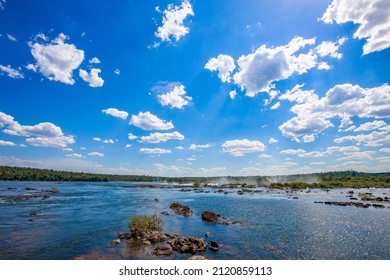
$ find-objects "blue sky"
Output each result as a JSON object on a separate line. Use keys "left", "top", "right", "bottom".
{"left": 0, "top": 0, "right": 390, "bottom": 177}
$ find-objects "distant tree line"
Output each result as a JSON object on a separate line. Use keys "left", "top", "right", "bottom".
{"left": 0, "top": 166, "right": 389, "bottom": 187}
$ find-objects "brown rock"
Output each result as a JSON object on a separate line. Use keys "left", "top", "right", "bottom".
{"left": 202, "top": 211, "right": 219, "bottom": 223}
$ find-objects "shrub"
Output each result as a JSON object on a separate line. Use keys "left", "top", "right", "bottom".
{"left": 128, "top": 213, "right": 163, "bottom": 233}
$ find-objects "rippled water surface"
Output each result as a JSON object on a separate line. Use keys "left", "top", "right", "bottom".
{"left": 1, "top": 181, "right": 389, "bottom": 260}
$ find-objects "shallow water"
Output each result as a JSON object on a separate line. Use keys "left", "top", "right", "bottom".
{"left": 0, "top": 181, "right": 389, "bottom": 260}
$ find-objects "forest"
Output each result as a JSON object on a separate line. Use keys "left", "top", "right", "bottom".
{"left": 1, "top": 165, "right": 390, "bottom": 188}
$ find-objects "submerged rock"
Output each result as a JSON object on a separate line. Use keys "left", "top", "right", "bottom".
{"left": 111, "top": 239, "right": 121, "bottom": 245}
{"left": 154, "top": 244, "right": 173, "bottom": 256}
{"left": 168, "top": 236, "right": 207, "bottom": 254}
{"left": 188, "top": 255, "right": 207, "bottom": 260}
{"left": 160, "top": 211, "right": 169, "bottom": 216}
{"left": 209, "top": 241, "right": 221, "bottom": 252}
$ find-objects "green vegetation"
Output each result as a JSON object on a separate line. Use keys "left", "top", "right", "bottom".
{"left": 0, "top": 166, "right": 390, "bottom": 188}
{"left": 128, "top": 214, "right": 163, "bottom": 233}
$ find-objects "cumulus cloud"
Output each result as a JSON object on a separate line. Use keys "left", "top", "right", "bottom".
{"left": 140, "top": 131, "right": 184, "bottom": 143}
{"left": 334, "top": 131, "right": 390, "bottom": 147}
{"left": 315, "top": 37, "right": 347, "bottom": 59}
{"left": 154, "top": 0, "right": 194, "bottom": 45}
{"left": 204, "top": 54, "right": 236, "bottom": 82}
{"left": 0, "top": 64, "right": 24, "bottom": 79}
{"left": 93, "top": 137, "right": 114, "bottom": 144}
{"left": 259, "top": 154, "right": 272, "bottom": 158}
{"left": 129, "top": 111, "right": 174, "bottom": 130}
{"left": 29, "top": 33, "right": 85, "bottom": 85}
{"left": 139, "top": 148, "right": 172, "bottom": 154}
{"left": 229, "top": 90, "right": 237, "bottom": 100}
{"left": 114, "top": 69, "right": 120, "bottom": 75}
{"left": 278, "top": 83, "right": 390, "bottom": 142}
{"left": 0, "top": 111, "right": 75, "bottom": 148}
{"left": 189, "top": 144, "right": 211, "bottom": 150}
{"left": 206, "top": 37, "right": 348, "bottom": 97}
{"left": 157, "top": 84, "right": 192, "bottom": 109}
{"left": 353, "top": 120, "right": 388, "bottom": 132}
{"left": 102, "top": 108, "right": 128, "bottom": 120}
{"left": 128, "top": 133, "right": 138, "bottom": 140}
{"left": 321, "top": 0, "right": 390, "bottom": 54}
{"left": 270, "top": 102, "right": 280, "bottom": 110}
{"left": 233, "top": 36, "right": 317, "bottom": 96}
{"left": 88, "top": 152, "right": 104, "bottom": 157}
{"left": 222, "top": 139, "right": 265, "bottom": 156}
{"left": 0, "top": 139, "right": 16, "bottom": 146}
{"left": 281, "top": 146, "right": 361, "bottom": 158}
{"left": 89, "top": 57, "right": 101, "bottom": 64}
{"left": 268, "top": 138, "right": 278, "bottom": 144}
{"left": 79, "top": 68, "right": 104, "bottom": 87}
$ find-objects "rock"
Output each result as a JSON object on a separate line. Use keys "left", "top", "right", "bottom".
{"left": 112, "top": 239, "right": 121, "bottom": 245}
{"left": 231, "top": 221, "right": 243, "bottom": 225}
{"left": 209, "top": 241, "right": 221, "bottom": 252}
{"left": 117, "top": 232, "right": 131, "bottom": 239}
{"left": 218, "top": 220, "right": 229, "bottom": 225}
{"left": 188, "top": 255, "right": 207, "bottom": 260}
{"left": 142, "top": 240, "right": 152, "bottom": 245}
{"left": 154, "top": 244, "right": 173, "bottom": 256}
{"left": 169, "top": 202, "right": 193, "bottom": 217}
{"left": 154, "top": 198, "right": 159, "bottom": 202}
{"left": 292, "top": 197, "right": 298, "bottom": 199}
{"left": 372, "top": 204, "right": 385, "bottom": 208}
{"left": 205, "top": 232, "right": 212, "bottom": 237}
{"left": 169, "top": 236, "right": 207, "bottom": 254}
{"left": 160, "top": 211, "right": 169, "bottom": 216}
{"left": 375, "top": 197, "right": 384, "bottom": 202}
{"left": 202, "top": 211, "right": 219, "bottom": 223}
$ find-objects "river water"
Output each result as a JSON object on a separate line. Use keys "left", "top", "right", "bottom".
{"left": 0, "top": 181, "right": 389, "bottom": 260}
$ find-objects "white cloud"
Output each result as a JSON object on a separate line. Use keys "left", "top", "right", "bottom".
{"left": 268, "top": 137, "right": 278, "bottom": 144}
{"left": 334, "top": 131, "right": 390, "bottom": 147}
{"left": 233, "top": 36, "right": 316, "bottom": 96}
{"left": 128, "top": 133, "right": 138, "bottom": 140}
{"left": 26, "top": 64, "right": 37, "bottom": 72}
{"left": 125, "top": 144, "right": 132, "bottom": 148}
{"left": 354, "top": 120, "right": 388, "bottom": 132}
{"left": 175, "top": 146, "right": 184, "bottom": 150}
{"left": 270, "top": 102, "right": 280, "bottom": 110}
{"left": 88, "top": 152, "right": 104, "bottom": 157}
{"left": 102, "top": 108, "right": 128, "bottom": 120}
{"left": 93, "top": 137, "right": 114, "bottom": 144}
{"left": 336, "top": 151, "right": 376, "bottom": 161}
{"left": 280, "top": 149, "right": 306, "bottom": 155}
{"left": 279, "top": 83, "right": 390, "bottom": 142}
{"left": 189, "top": 144, "right": 211, "bottom": 150}
{"left": 129, "top": 111, "right": 174, "bottom": 130}
{"left": 66, "top": 153, "right": 85, "bottom": 158}
{"left": 79, "top": 68, "right": 104, "bottom": 87}
{"left": 0, "top": 139, "right": 16, "bottom": 146}
{"left": 379, "top": 148, "right": 390, "bottom": 153}
{"left": 114, "top": 69, "right": 120, "bottom": 75}
{"left": 0, "top": 0, "right": 6, "bottom": 10}
{"left": 229, "top": 90, "right": 237, "bottom": 100}
{"left": 29, "top": 33, "right": 85, "bottom": 85}
{"left": 321, "top": 0, "right": 390, "bottom": 54}
{"left": 140, "top": 131, "right": 184, "bottom": 143}
{"left": 259, "top": 154, "right": 272, "bottom": 158}
{"left": 0, "top": 111, "right": 75, "bottom": 148}
{"left": 154, "top": 0, "right": 194, "bottom": 44}
{"left": 317, "top": 62, "right": 332, "bottom": 70}
{"left": 222, "top": 139, "right": 265, "bottom": 156}
{"left": 139, "top": 148, "right": 172, "bottom": 154}
{"left": 303, "top": 134, "right": 316, "bottom": 142}
{"left": 7, "top": 34, "right": 17, "bottom": 41}
{"left": 157, "top": 84, "right": 192, "bottom": 109}
{"left": 0, "top": 65, "right": 24, "bottom": 79}
{"left": 204, "top": 54, "right": 236, "bottom": 82}
{"left": 89, "top": 57, "right": 101, "bottom": 64}
{"left": 314, "top": 38, "right": 347, "bottom": 59}
{"left": 281, "top": 146, "right": 360, "bottom": 158}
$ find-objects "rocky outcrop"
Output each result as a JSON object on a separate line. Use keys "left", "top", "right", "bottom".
{"left": 167, "top": 236, "right": 207, "bottom": 254}
{"left": 202, "top": 211, "right": 219, "bottom": 223}
{"left": 170, "top": 202, "right": 193, "bottom": 217}
{"left": 154, "top": 244, "right": 173, "bottom": 256}
{"left": 209, "top": 241, "right": 221, "bottom": 252}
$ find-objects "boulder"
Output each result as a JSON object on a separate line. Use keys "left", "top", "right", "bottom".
{"left": 160, "top": 211, "right": 169, "bottom": 216}
{"left": 154, "top": 244, "right": 173, "bottom": 256}
{"left": 188, "top": 255, "right": 207, "bottom": 260}
{"left": 112, "top": 239, "right": 121, "bottom": 245}
{"left": 169, "top": 202, "right": 193, "bottom": 217}
{"left": 202, "top": 211, "right": 219, "bottom": 223}
{"left": 209, "top": 241, "right": 221, "bottom": 252}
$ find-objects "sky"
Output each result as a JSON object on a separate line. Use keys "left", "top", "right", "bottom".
{"left": 0, "top": 0, "right": 390, "bottom": 177}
